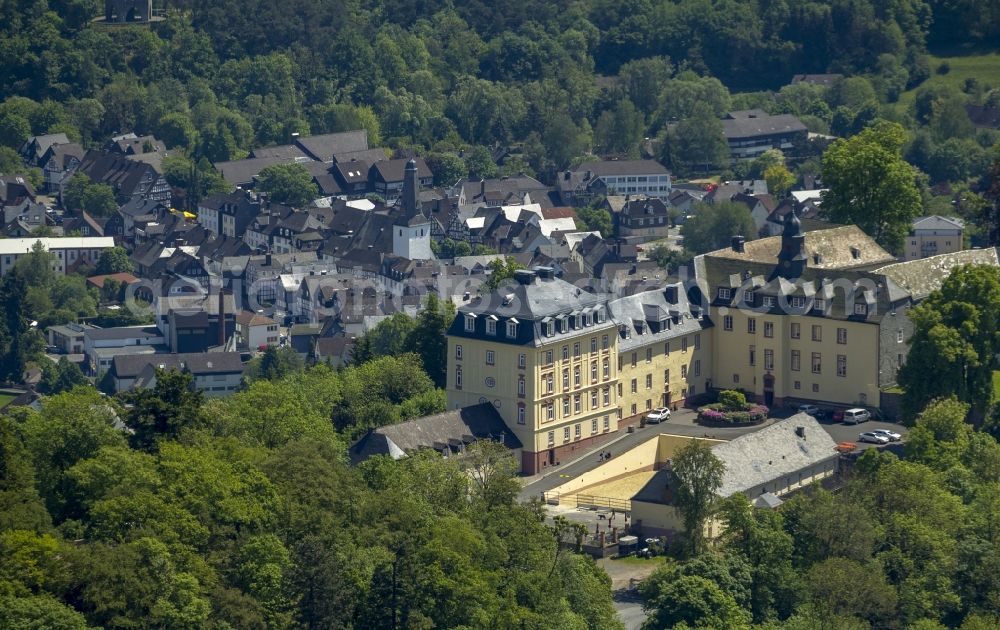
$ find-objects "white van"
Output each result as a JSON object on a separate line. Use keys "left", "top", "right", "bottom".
{"left": 843, "top": 408, "right": 871, "bottom": 424}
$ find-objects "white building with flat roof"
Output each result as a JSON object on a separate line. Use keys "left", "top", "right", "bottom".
{"left": 0, "top": 236, "right": 116, "bottom": 276}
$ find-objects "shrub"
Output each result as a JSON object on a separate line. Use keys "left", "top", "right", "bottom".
{"left": 728, "top": 411, "right": 751, "bottom": 423}
{"left": 718, "top": 390, "right": 747, "bottom": 411}
{"left": 697, "top": 401, "right": 769, "bottom": 424}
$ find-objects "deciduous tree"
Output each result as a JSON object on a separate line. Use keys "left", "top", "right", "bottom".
{"left": 256, "top": 163, "right": 317, "bottom": 206}
{"left": 672, "top": 439, "right": 725, "bottom": 555}
{"left": 820, "top": 121, "right": 922, "bottom": 253}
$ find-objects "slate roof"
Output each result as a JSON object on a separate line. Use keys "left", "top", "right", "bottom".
{"left": 40, "top": 142, "right": 84, "bottom": 170}
{"left": 348, "top": 402, "right": 521, "bottom": 464}
{"left": 333, "top": 160, "right": 370, "bottom": 185}
{"left": 85, "top": 326, "right": 163, "bottom": 342}
{"left": 22, "top": 133, "right": 70, "bottom": 162}
{"left": 722, "top": 112, "right": 807, "bottom": 140}
{"left": 712, "top": 415, "right": 838, "bottom": 497}
{"left": 119, "top": 197, "right": 167, "bottom": 219}
{"left": 332, "top": 148, "right": 389, "bottom": 164}
{"left": 371, "top": 157, "right": 432, "bottom": 183}
{"left": 704, "top": 225, "right": 895, "bottom": 270}
{"left": 294, "top": 130, "right": 369, "bottom": 162}
{"left": 112, "top": 351, "right": 244, "bottom": 378}
{"left": 449, "top": 268, "right": 614, "bottom": 347}
{"left": 633, "top": 415, "right": 838, "bottom": 505}
{"left": 214, "top": 156, "right": 292, "bottom": 188}
{"left": 911, "top": 215, "right": 964, "bottom": 232}
{"left": 249, "top": 144, "right": 309, "bottom": 160}
{"left": 607, "top": 283, "right": 710, "bottom": 352}
{"left": 572, "top": 159, "right": 670, "bottom": 177}
{"left": 875, "top": 248, "right": 1000, "bottom": 300}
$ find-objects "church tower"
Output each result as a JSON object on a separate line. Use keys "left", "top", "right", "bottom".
{"left": 392, "top": 159, "right": 433, "bottom": 260}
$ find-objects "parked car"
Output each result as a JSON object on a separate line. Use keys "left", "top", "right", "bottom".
{"left": 646, "top": 407, "right": 671, "bottom": 423}
{"left": 843, "top": 408, "right": 871, "bottom": 424}
{"left": 858, "top": 431, "right": 890, "bottom": 444}
{"left": 872, "top": 429, "right": 902, "bottom": 442}
{"left": 832, "top": 409, "right": 844, "bottom": 422}
{"left": 797, "top": 404, "right": 823, "bottom": 418}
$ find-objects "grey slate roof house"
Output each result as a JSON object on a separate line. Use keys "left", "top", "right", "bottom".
{"left": 109, "top": 352, "right": 245, "bottom": 396}
{"left": 349, "top": 402, "right": 523, "bottom": 465}
{"left": 722, "top": 110, "right": 808, "bottom": 160}
{"left": 557, "top": 160, "right": 672, "bottom": 205}
{"left": 78, "top": 150, "right": 170, "bottom": 205}
{"left": 631, "top": 415, "right": 840, "bottom": 536}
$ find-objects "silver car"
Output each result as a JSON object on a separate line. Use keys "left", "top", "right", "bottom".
{"left": 872, "top": 429, "right": 902, "bottom": 442}
{"left": 858, "top": 432, "right": 890, "bottom": 444}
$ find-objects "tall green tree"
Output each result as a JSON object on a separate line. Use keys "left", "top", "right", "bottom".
{"left": 672, "top": 439, "right": 725, "bottom": 555}
{"left": 256, "top": 163, "right": 318, "bottom": 206}
{"left": 660, "top": 104, "right": 730, "bottom": 174}
{"left": 405, "top": 293, "right": 454, "bottom": 388}
{"left": 37, "top": 358, "right": 89, "bottom": 395}
{"left": 820, "top": 121, "right": 922, "bottom": 253}
{"left": 898, "top": 265, "right": 1000, "bottom": 421}
{"left": 0, "top": 267, "right": 40, "bottom": 383}
{"left": 481, "top": 257, "right": 526, "bottom": 293}
{"left": 124, "top": 369, "right": 206, "bottom": 451}
{"left": 680, "top": 201, "right": 757, "bottom": 255}
{"left": 94, "top": 247, "right": 134, "bottom": 276}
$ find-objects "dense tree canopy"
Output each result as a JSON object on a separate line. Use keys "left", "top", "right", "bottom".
{"left": 820, "top": 121, "right": 923, "bottom": 254}
{"left": 680, "top": 201, "right": 758, "bottom": 255}
{"left": 898, "top": 264, "right": 1000, "bottom": 421}
{"left": 0, "top": 359, "right": 621, "bottom": 629}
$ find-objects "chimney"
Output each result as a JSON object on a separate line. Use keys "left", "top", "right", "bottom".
{"left": 795, "top": 426, "right": 806, "bottom": 439}
{"left": 731, "top": 236, "right": 745, "bottom": 252}
{"left": 664, "top": 285, "right": 678, "bottom": 304}
{"left": 535, "top": 266, "right": 555, "bottom": 280}
{"left": 218, "top": 288, "right": 226, "bottom": 347}
{"left": 513, "top": 269, "right": 537, "bottom": 285}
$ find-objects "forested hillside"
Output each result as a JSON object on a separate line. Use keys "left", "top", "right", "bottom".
{"left": 0, "top": 368, "right": 622, "bottom": 629}
{"left": 1, "top": 0, "right": 998, "bottom": 189}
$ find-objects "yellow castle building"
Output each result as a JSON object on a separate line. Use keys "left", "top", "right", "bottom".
{"left": 445, "top": 213, "right": 999, "bottom": 474}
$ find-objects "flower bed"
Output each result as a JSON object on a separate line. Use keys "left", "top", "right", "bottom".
{"left": 696, "top": 403, "right": 769, "bottom": 427}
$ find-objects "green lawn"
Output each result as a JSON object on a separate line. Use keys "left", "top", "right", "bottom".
{"left": 0, "top": 393, "right": 18, "bottom": 409}
{"left": 993, "top": 371, "right": 1000, "bottom": 398}
{"left": 610, "top": 555, "right": 669, "bottom": 567}
{"left": 896, "top": 51, "right": 1000, "bottom": 109}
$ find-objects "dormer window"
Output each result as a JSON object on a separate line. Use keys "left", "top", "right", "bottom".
{"left": 854, "top": 303, "right": 868, "bottom": 316}
{"left": 464, "top": 314, "right": 475, "bottom": 332}
{"left": 596, "top": 307, "right": 606, "bottom": 323}
{"left": 762, "top": 296, "right": 776, "bottom": 307}
{"left": 744, "top": 290, "right": 754, "bottom": 304}
{"left": 486, "top": 317, "right": 497, "bottom": 335}
{"left": 575, "top": 314, "right": 582, "bottom": 329}
{"left": 583, "top": 313, "right": 591, "bottom": 327}
{"left": 718, "top": 288, "right": 731, "bottom": 300}
{"left": 791, "top": 296, "right": 805, "bottom": 308}
{"left": 507, "top": 320, "right": 518, "bottom": 337}
{"left": 813, "top": 299, "right": 826, "bottom": 312}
